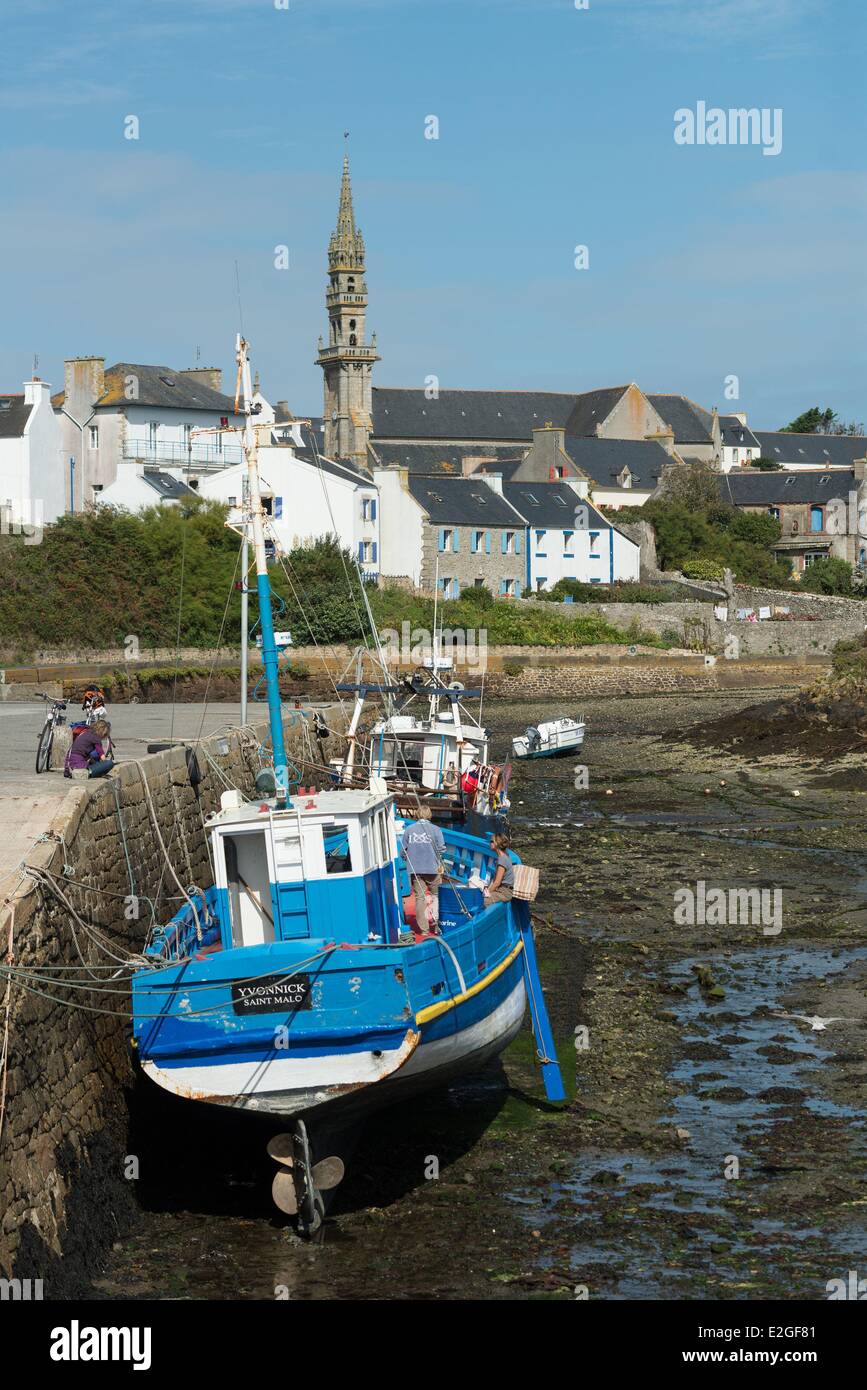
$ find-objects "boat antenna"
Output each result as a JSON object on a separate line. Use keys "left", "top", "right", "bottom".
{"left": 235, "top": 333, "right": 289, "bottom": 804}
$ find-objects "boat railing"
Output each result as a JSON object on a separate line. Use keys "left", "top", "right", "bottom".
{"left": 145, "top": 889, "right": 218, "bottom": 964}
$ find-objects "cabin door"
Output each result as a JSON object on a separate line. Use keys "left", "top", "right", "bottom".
{"left": 224, "top": 830, "right": 277, "bottom": 948}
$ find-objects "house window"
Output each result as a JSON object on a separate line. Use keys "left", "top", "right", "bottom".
{"left": 147, "top": 422, "right": 158, "bottom": 450}
{"left": 536, "top": 578, "right": 546, "bottom": 591}
{"left": 440, "top": 577, "right": 459, "bottom": 598}
{"left": 88, "top": 425, "right": 99, "bottom": 449}
{"left": 361, "top": 497, "right": 377, "bottom": 522}
{"left": 810, "top": 506, "right": 824, "bottom": 532}
{"left": 804, "top": 551, "right": 826, "bottom": 567}
{"left": 563, "top": 529, "right": 574, "bottom": 555}
{"left": 500, "top": 578, "right": 517, "bottom": 597}
{"left": 503, "top": 530, "right": 516, "bottom": 554}
{"left": 358, "top": 540, "right": 374, "bottom": 563}
{"left": 440, "top": 527, "right": 457, "bottom": 552}
{"left": 183, "top": 423, "right": 193, "bottom": 450}
{"left": 767, "top": 507, "right": 780, "bottom": 519}
{"left": 472, "top": 529, "right": 485, "bottom": 553}
{"left": 732, "top": 449, "right": 739, "bottom": 463}
{"left": 589, "top": 530, "right": 601, "bottom": 557}
{"left": 228, "top": 495, "right": 237, "bottom": 507}
{"left": 535, "top": 529, "right": 546, "bottom": 553}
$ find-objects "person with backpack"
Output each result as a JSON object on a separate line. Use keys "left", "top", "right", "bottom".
{"left": 400, "top": 805, "right": 445, "bottom": 936}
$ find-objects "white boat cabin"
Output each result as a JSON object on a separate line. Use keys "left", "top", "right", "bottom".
{"left": 207, "top": 787, "right": 403, "bottom": 947}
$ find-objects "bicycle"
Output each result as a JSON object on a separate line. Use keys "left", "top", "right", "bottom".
{"left": 35, "top": 693, "right": 68, "bottom": 774}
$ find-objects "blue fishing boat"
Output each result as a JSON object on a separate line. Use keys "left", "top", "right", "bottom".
{"left": 130, "top": 337, "right": 564, "bottom": 1233}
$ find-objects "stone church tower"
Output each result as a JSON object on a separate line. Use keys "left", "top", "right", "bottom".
{"left": 316, "top": 156, "right": 379, "bottom": 468}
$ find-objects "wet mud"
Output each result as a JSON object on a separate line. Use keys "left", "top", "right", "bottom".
{"left": 90, "top": 690, "right": 867, "bottom": 1301}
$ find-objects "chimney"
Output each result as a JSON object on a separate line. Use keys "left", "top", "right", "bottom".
{"left": 854, "top": 457, "right": 867, "bottom": 483}
{"left": 481, "top": 473, "right": 503, "bottom": 495}
{"left": 24, "top": 378, "right": 51, "bottom": 407}
{"left": 63, "top": 356, "right": 105, "bottom": 414}
{"left": 179, "top": 367, "right": 223, "bottom": 392}
{"left": 275, "top": 400, "right": 293, "bottom": 423}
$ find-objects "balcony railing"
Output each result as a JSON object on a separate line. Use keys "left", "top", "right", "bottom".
{"left": 123, "top": 439, "right": 243, "bottom": 469}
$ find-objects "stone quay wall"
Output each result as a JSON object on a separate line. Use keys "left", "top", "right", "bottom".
{"left": 0, "top": 706, "right": 345, "bottom": 1295}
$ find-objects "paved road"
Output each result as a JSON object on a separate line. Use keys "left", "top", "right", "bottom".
{"left": 0, "top": 702, "right": 246, "bottom": 885}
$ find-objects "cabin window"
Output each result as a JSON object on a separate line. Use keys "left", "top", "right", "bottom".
{"left": 376, "top": 809, "right": 391, "bottom": 864}
{"left": 323, "top": 824, "right": 353, "bottom": 875}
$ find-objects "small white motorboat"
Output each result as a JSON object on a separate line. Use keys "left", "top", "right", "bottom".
{"left": 512, "top": 716, "right": 586, "bottom": 760}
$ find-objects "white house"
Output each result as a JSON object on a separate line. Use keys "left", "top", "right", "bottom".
{"left": 97, "top": 464, "right": 197, "bottom": 511}
{"left": 198, "top": 426, "right": 380, "bottom": 577}
{"left": 0, "top": 377, "right": 65, "bottom": 528}
{"left": 502, "top": 480, "right": 640, "bottom": 589}
{"left": 718, "top": 414, "right": 761, "bottom": 472}
{"left": 53, "top": 358, "right": 243, "bottom": 510}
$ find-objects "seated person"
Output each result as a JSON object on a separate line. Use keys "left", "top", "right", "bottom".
{"left": 65, "top": 720, "right": 115, "bottom": 779}
{"left": 484, "top": 832, "right": 515, "bottom": 904}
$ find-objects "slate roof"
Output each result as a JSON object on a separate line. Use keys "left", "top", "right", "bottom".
{"left": 54, "top": 364, "right": 239, "bottom": 413}
{"left": 141, "top": 469, "right": 197, "bottom": 500}
{"left": 372, "top": 386, "right": 636, "bottom": 444}
{"left": 753, "top": 431, "right": 867, "bottom": 468}
{"left": 407, "top": 476, "right": 525, "bottom": 526}
{"left": 648, "top": 394, "right": 714, "bottom": 443}
{"left": 504, "top": 481, "right": 609, "bottom": 529}
{"left": 719, "top": 415, "right": 761, "bottom": 451}
{"left": 370, "top": 440, "right": 523, "bottom": 475}
{"left": 722, "top": 469, "right": 856, "bottom": 507}
{"left": 293, "top": 448, "right": 373, "bottom": 487}
{"left": 0, "top": 394, "right": 33, "bottom": 438}
{"left": 566, "top": 386, "right": 631, "bottom": 436}
{"left": 561, "top": 436, "right": 671, "bottom": 491}
{"left": 373, "top": 388, "right": 578, "bottom": 441}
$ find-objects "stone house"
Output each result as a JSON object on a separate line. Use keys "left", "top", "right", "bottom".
{"left": 723, "top": 463, "right": 867, "bottom": 575}
{"left": 373, "top": 468, "right": 526, "bottom": 595}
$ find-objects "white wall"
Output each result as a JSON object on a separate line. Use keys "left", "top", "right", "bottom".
{"left": 0, "top": 380, "right": 65, "bottom": 526}
{"left": 97, "top": 464, "right": 183, "bottom": 511}
{"left": 527, "top": 522, "right": 640, "bottom": 589}
{"left": 373, "top": 468, "right": 423, "bottom": 584}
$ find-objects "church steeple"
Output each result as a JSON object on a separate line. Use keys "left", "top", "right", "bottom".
{"left": 316, "top": 153, "right": 379, "bottom": 468}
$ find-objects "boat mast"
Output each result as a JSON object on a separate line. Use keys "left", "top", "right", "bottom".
{"left": 240, "top": 473, "right": 249, "bottom": 728}
{"left": 235, "top": 334, "right": 289, "bottom": 805}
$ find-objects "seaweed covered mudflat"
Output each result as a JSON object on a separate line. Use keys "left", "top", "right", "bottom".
{"left": 91, "top": 690, "right": 867, "bottom": 1301}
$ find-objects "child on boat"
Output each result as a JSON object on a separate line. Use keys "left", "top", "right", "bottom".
{"left": 485, "top": 832, "right": 515, "bottom": 904}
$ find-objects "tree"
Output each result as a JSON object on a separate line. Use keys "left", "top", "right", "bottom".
{"left": 751, "top": 456, "right": 782, "bottom": 471}
{"left": 799, "top": 557, "right": 855, "bottom": 596}
{"left": 781, "top": 407, "right": 837, "bottom": 434}
{"left": 657, "top": 463, "right": 721, "bottom": 512}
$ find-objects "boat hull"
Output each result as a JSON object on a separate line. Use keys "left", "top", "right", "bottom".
{"left": 133, "top": 899, "right": 527, "bottom": 1125}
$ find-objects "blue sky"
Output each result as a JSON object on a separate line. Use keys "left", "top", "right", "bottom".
{"left": 2, "top": 0, "right": 865, "bottom": 429}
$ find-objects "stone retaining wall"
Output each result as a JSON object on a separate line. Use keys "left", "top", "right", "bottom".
{"left": 0, "top": 706, "right": 345, "bottom": 1294}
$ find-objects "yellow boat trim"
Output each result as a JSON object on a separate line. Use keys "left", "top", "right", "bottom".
{"left": 415, "top": 939, "right": 525, "bottom": 1026}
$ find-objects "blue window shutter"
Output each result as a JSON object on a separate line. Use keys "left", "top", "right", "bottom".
{"left": 453, "top": 530, "right": 459, "bottom": 553}
{"left": 471, "top": 532, "right": 478, "bottom": 554}
{"left": 358, "top": 541, "right": 364, "bottom": 561}
{"left": 438, "top": 528, "right": 445, "bottom": 552}
{"left": 371, "top": 498, "right": 377, "bottom": 521}
{"left": 501, "top": 531, "right": 507, "bottom": 554}
{"left": 485, "top": 531, "right": 491, "bottom": 554}
{"left": 500, "top": 579, "right": 507, "bottom": 595}
{"left": 515, "top": 532, "right": 521, "bottom": 555}
{"left": 371, "top": 541, "right": 377, "bottom": 563}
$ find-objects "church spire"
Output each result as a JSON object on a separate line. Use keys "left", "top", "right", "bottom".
{"left": 328, "top": 155, "right": 365, "bottom": 271}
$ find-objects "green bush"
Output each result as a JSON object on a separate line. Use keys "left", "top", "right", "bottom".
{"left": 682, "top": 556, "right": 725, "bottom": 581}
{"left": 502, "top": 659, "right": 525, "bottom": 677}
{"left": 799, "top": 557, "right": 858, "bottom": 596}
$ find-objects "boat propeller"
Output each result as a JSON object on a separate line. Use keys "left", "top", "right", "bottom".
{"left": 267, "top": 1124, "right": 345, "bottom": 1235}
